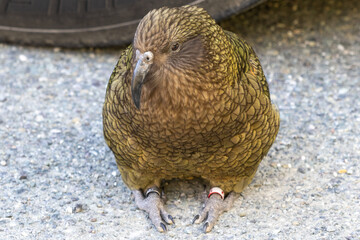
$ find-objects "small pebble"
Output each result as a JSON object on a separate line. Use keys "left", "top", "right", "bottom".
{"left": 282, "top": 164, "right": 291, "bottom": 169}
{"left": 50, "top": 129, "right": 61, "bottom": 134}
{"left": 338, "top": 88, "right": 348, "bottom": 95}
{"left": 71, "top": 118, "right": 81, "bottom": 125}
{"left": 18, "top": 55, "right": 28, "bottom": 62}
{"left": 90, "top": 218, "right": 97, "bottom": 222}
{"left": 66, "top": 207, "right": 73, "bottom": 214}
{"left": 39, "top": 76, "right": 47, "bottom": 82}
{"left": 306, "top": 41, "right": 316, "bottom": 47}
{"left": 326, "top": 226, "right": 336, "bottom": 232}
{"left": 338, "top": 169, "right": 347, "bottom": 174}
{"left": 0, "top": 161, "right": 7, "bottom": 166}
{"left": 71, "top": 197, "right": 79, "bottom": 202}
{"left": 35, "top": 115, "right": 44, "bottom": 122}
{"left": 308, "top": 124, "right": 316, "bottom": 130}
{"left": 292, "top": 221, "right": 300, "bottom": 226}
{"left": 298, "top": 167, "right": 306, "bottom": 174}
{"left": 337, "top": 44, "right": 345, "bottom": 51}
{"left": 271, "top": 162, "right": 277, "bottom": 168}
{"left": 74, "top": 204, "right": 84, "bottom": 213}
{"left": 19, "top": 175, "right": 27, "bottom": 180}
{"left": 239, "top": 212, "right": 247, "bottom": 217}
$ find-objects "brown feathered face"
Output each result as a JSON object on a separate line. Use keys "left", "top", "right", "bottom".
{"left": 131, "top": 6, "right": 217, "bottom": 109}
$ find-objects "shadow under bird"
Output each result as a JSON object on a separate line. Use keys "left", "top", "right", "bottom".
{"left": 102, "top": 5, "right": 280, "bottom": 233}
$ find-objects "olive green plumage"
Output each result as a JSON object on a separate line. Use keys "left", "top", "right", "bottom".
{"left": 103, "top": 5, "right": 279, "bottom": 196}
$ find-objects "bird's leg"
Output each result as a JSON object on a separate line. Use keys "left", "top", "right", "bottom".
{"left": 193, "top": 188, "right": 240, "bottom": 233}
{"left": 133, "top": 187, "right": 175, "bottom": 232}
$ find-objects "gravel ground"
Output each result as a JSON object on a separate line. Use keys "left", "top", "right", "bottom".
{"left": 1, "top": 0, "right": 360, "bottom": 239}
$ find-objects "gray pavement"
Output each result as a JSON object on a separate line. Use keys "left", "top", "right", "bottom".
{"left": 1, "top": 0, "right": 359, "bottom": 239}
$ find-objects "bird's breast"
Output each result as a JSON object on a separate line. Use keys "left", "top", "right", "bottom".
{"left": 130, "top": 92, "right": 239, "bottom": 152}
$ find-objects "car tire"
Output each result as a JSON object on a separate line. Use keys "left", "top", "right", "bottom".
{"left": 0, "top": 0, "right": 265, "bottom": 47}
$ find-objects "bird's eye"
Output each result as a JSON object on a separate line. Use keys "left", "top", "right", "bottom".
{"left": 171, "top": 42, "right": 180, "bottom": 52}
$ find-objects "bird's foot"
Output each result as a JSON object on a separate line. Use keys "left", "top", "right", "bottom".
{"left": 133, "top": 188, "right": 174, "bottom": 232}
{"left": 193, "top": 189, "right": 240, "bottom": 233}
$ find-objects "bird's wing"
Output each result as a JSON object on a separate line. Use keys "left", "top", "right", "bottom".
{"left": 103, "top": 45, "right": 133, "bottom": 150}
{"left": 224, "top": 30, "right": 270, "bottom": 99}
{"left": 106, "top": 45, "right": 133, "bottom": 93}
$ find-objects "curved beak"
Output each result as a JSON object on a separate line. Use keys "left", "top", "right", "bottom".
{"left": 131, "top": 50, "right": 154, "bottom": 109}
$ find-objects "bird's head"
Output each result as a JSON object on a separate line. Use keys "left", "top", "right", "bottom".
{"left": 130, "top": 5, "right": 228, "bottom": 109}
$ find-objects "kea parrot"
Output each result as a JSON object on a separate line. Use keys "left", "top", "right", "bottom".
{"left": 103, "top": 5, "right": 280, "bottom": 233}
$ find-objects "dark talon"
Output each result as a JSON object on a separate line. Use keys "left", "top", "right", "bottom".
{"left": 203, "top": 212, "right": 209, "bottom": 222}
{"left": 203, "top": 222, "right": 209, "bottom": 232}
{"left": 168, "top": 215, "right": 175, "bottom": 224}
{"left": 192, "top": 214, "right": 200, "bottom": 224}
{"left": 160, "top": 222, "right": 167, "bottom": 232}
{"left": 192, "top": 192, "right": 240, "bottom": 233}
